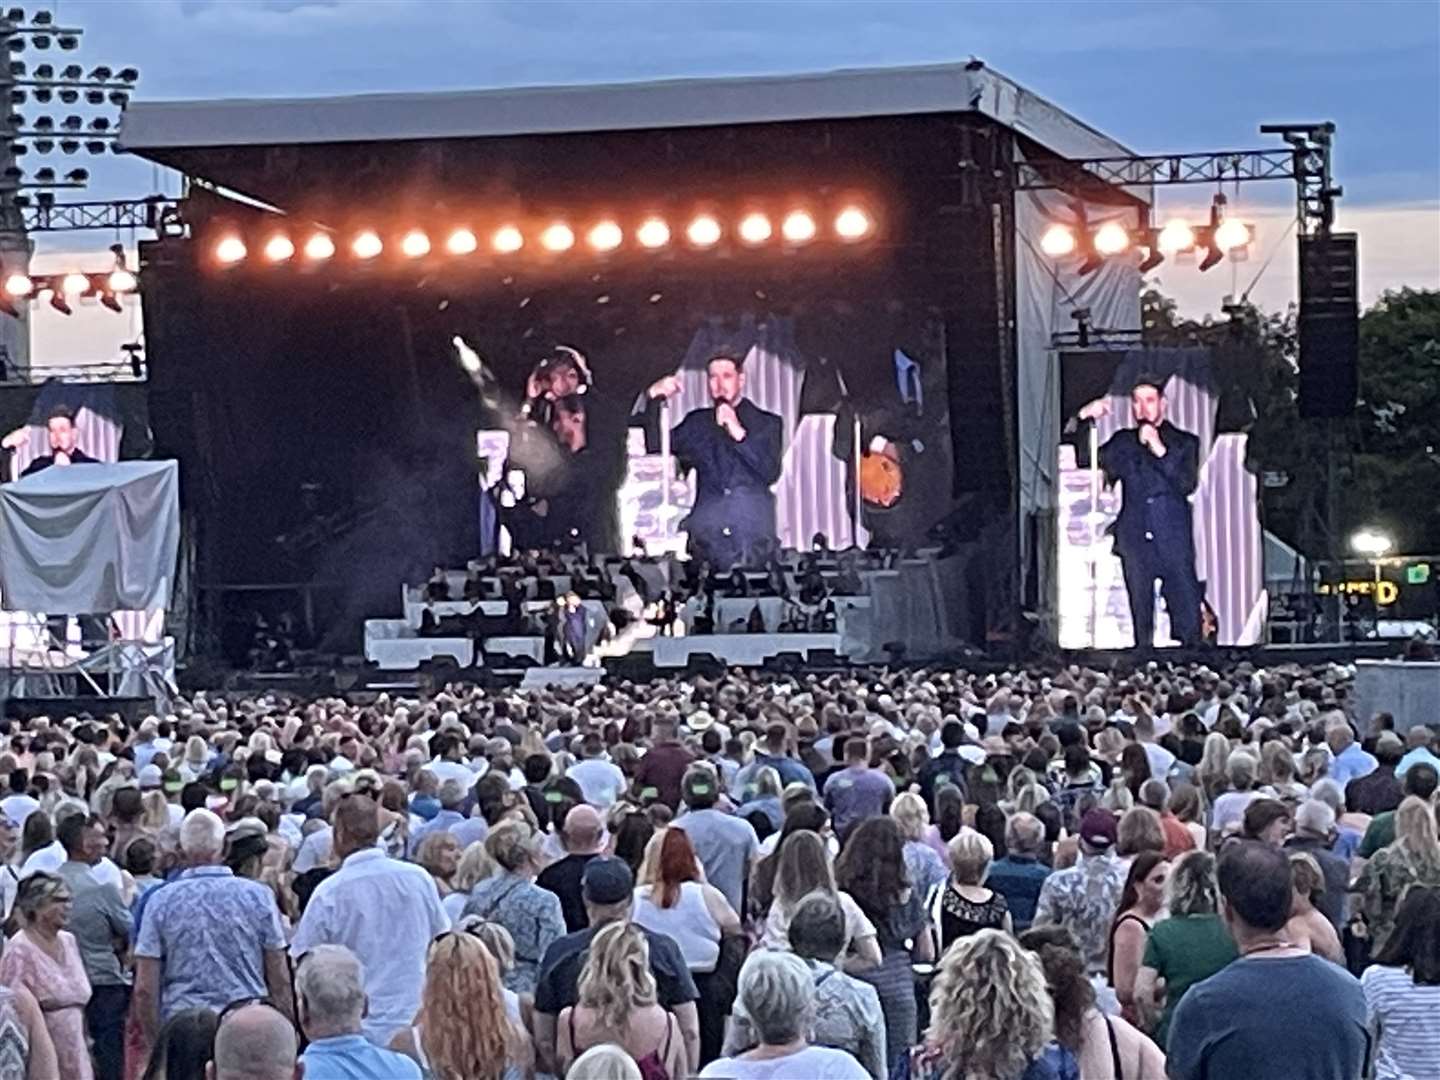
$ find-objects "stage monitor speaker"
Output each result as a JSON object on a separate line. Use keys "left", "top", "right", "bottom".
{"left": 1298, "top": 232, "right": 1359, "bottom": 419}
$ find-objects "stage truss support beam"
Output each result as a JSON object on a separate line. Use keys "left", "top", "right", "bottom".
{"left": 0, "top": 196, "right": 181, "bottom": 235}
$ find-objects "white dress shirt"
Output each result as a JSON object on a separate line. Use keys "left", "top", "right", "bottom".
{"left": 565, "top": 758, "right": 627, "bottom": 808}
{"left": 291, "top": 847, "right": 451, "bottom": 1045}
{"left": 20, "top": 841, "right": 122, "bottom": 889}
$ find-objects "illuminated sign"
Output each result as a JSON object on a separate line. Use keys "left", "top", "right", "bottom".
{"left": 1317, "top": 579, "right": 1400, "bottom": 605}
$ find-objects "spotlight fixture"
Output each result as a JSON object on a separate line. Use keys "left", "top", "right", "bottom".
{"left": 686, "top": 215, "right": 721, "bottom": 248}
{"left": 262, "top": 234, "right": 295, "bottom": 262}
{"left": 738, "top": 213, "right": 772, "bottom": 245}
{"left": 834, "top": 205, "right": 873, "bottom": 241}
{"left": 492, "top": 225, "right": 523, "bottom": 254}
{"left": 445, "top": 227, "right": 477, "bottom": 255}
{"left": 587, "top": 220, "right": 623, "bottom": 252}
{"left": 636, "top": 217, "right": 670, "bottom": 249}
{"left": 400, "top": 229, "right": 431, "bottom": 258}
{"left": 60, "top": 271, "right": 88, "bottom": 295}
{"left": 215, "top": 235, "right": 247, "bottom": 265}
{"left": 780, "top": 210, "right": 816, "bottom": 244}
{"left": 107, "top": 267, "right": 137, "bottom": 292}
{"left": 303, "top": 232, "right": 335, "bottom": 260}
{"left": 1138, "top": 241, "right": 1164, "bottom": 275}
{"left": 1040, "top": 224, "right": 1076, "bottom": 257}
{"left": 3, "top": 273, "right": 33, "bottom": 298}
{"left": 1157, "top": 220, "right": 1196, "bottom": 255}
{"left": 1213, "top": 218, "right": 1251, "bottom": 253}
{"left": 1092, "top": 221, "right": 1131, "bottom": 256}
{"left": 351, "top": 230, "right": 383, "bottom": 259}
{"left": 539, "top": 222, "right": 574, "bottom": 252}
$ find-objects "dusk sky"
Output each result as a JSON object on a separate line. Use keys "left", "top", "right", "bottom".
{"left": 25, "top": 0, "right": 1440, "bottom": 360}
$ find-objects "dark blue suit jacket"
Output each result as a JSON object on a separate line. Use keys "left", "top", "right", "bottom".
{"left": 671, "top": 398, "right": 783, "bottom": 549}
{"left": 1097, "top": 421, "right": 1199, "bottom": 559}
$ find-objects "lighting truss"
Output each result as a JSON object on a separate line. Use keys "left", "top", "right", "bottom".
{"left": 0, "top": 194, "right": 180, "bottom": 233}
{"left": 1014, "top": 123, "right": 1339, "bottom": 239}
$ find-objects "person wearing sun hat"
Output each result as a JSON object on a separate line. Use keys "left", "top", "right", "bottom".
{"left": 1032, "top": 808, "right": 1127, "bottom": 975}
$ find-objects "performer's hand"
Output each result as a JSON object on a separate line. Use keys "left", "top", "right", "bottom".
{"left": 1139, "top": 423, "right": 1167, "bottom": 457}
{"left": 1078, "top": 397, "right": 1112, "bottom": 421}
{"left": 716, "top": 402, "right": 746, "bottom": 441}
{"left": 0, "top": 426, "right": 25, "bottom": 450}
{"left": 648, "top": 375, "right": 681, "bottom": 400}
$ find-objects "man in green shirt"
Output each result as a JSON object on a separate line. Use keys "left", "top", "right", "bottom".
{"left": 1358, "top": 762, "right": 1437, "bottom": 857}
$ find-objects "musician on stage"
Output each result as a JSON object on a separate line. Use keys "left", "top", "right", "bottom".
{"left": 1081, "top": 375, "right": 1203, "bottom": 648}
{"left": 644, "top": 351, "right": 783, "bottom": 569}
{"left": 6, "top": 407, "right": 98, "bottom": 478}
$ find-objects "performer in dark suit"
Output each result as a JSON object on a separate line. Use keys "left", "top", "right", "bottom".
{"left": 645, "top": 352, "right": 783, "bottom": 568}
{"left": 19, "top": 407, "right": 97, "bottom": 477}
{"left": 1084, "top": 376, "right": 1202, "bottom": 648}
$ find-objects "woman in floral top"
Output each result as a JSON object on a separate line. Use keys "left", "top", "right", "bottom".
{"left": 1356, "top": 796, "right": 1440, "bottom": 953}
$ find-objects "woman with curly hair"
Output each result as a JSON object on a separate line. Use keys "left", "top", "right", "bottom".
{"left": 917, "top": 928, "right": 1077, "bottom": 1080}
{"left": 556, "top": 922, "right": 688, "bottom": 1080}
{"left": 1020, "top": 926, "right": 1165, "bottom": 1080}
{"left": 389, "top": 931, "right": 530, "bottom": 1080}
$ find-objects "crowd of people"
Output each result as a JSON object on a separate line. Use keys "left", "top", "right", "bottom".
{"left": 0, "top": 657, "right": 1435, "bottom": 1079}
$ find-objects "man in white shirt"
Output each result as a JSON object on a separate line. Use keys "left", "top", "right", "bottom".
{"left": 565, "top": 732, "right": 627, "bottom": 809}
{"left": 22, "top": 801, "right": 124, "bottom": 889}
{"left": 1135, "top": 712, "right": 1176, "bottom": 781}
{"left": 291, "top": 793, "right": 450, "bottom": 1045}
{"left": 423, "top": 732, "right": 477, "bottom": 790}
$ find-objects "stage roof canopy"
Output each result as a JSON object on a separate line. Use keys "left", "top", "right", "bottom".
{"left": 119, "top": 60, "right": 1134, "bottom": 170}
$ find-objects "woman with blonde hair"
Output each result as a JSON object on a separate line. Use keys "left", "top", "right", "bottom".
{"left": 414, "top": 831, "right": 461, "bottom": 899}
{"left": 1167, "top": 783, "right": 1209, "bottom": 852}
{"left": 1197, "top": 732, "right": 1233, "bottom": 802}
{"left": 176, "top": 736, "right": 210, "bottom": 783}
{"left": 461, "top": 820, "right": 565, "bottom": 995}
{"left": 568, "top": 1044, "right": 642, "bottom": 1080}
{"left": 1286, "top": 852, "right": 1343, "bottom": 963}
{"left": 390, "top": 931, "right": 530, "bottom": 1080}
{"left": 557, "top": 922, "right": 688, "bottom": 1080}
{"left": 443, "top": 841, "right": 499, "bottom": 921}
{"left": 1260, "top": 740, "right": 1307, "bottom": 803}
{"left": 1100, "top": 778, "right": 1135, "bottom": 815}
{"left": 934, "top": 830, "right": 1011, "bottom": 950}
{"left": 759, "top": 830, "right": 880, "bottom": 971}
{"left": 139, "top": 790, "right": 171, "bottom": 833}
{"left": 891, "top": 791, "right": 949, "bottom": 901}
{"left": 916, "top": 928, "right": 1075, "bottom": 1080}
{"left": 1357, "top": 796, "right": 1440, "bottom": 952}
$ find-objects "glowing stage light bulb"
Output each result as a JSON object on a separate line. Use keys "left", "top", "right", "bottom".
{"left": 107, "top": 268, "right": 137, "bottom": 293}
{"left": 4, "top": 273, "right": 33, "bottom": 297}
{"left": 636, "top": 218, "right": 670, "bottom": 249}
{"left": 780, "top": 211, "right": 816, "bottom": 243}
{"left": 446, "top": 228, "right": 478, "bottom": 255}
{"left": 492, "top": 225, "right": 524, "bottom": 254}
{"left": 61, "top": 271, "right": 89, "bottom": 296}
{"left": 352, "top": 231, "right": 383, "bottom": 259}
{"left": 1213, "top": 218, "right": 1251, "bottom": 252}
{"left": 1039, "top": 224, "right": 1076, "bottom": 257}
{"left": 738, "top": 213, "right": 772, "bottom": 245}
{"left": 215, "top": 235, "right": 247, "bottom": 265}
{"left": 834, "top": 206, "right": 873, "bottom": 241}
{"left": 540, "top": 223, "right": 575, "bottom": 252}
{"left": 588, "top": 221, "right": 623, "bottom": 252}
{"left": 303, "top": 233, "right": 336, "bottom": 260}
{"left": 1157, "top": 220, "right": 1195, "bottom": 254}
{"left": 263, "top": 234, "right": 295, "bottom": 262}
{"left": 401, "top": 230, "right": 431, "bottom": 258}
{"left": 686, "top": 215, "right": 721, "bottom": 247}
{"left": 1093, "top": 221, "right": 1131, "bottom": 256}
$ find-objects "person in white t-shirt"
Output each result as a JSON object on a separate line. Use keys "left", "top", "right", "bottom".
{"left": 424, "top": 733, "right": 477, "bottom": 790}
{"left": 565, "top": 734, "right": 628, "bottom": 809}
{"left": 699, "top": 950, "right": 867, "bottom": 1079}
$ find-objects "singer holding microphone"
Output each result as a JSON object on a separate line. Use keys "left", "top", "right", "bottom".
{"left": 1081, "top": 375, "right": 1203, "bottom": 648}
{"left": 644, "top": 351, "right": 783, "bottom": 569}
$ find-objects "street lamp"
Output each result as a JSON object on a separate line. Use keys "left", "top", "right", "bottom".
{"left": 1350, "top": 529, "right": 1393, "bottom": 559}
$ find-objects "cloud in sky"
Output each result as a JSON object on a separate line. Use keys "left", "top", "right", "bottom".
{"left": 24, "top": 0, "right": 1440, "bottom": 320}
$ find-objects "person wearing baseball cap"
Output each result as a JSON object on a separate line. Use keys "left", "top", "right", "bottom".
{"left": 532, "top": 856, "right": 700, "bottom": 1075}
{"left": 1032, "top": 808, "right": 1127, "bottom": 975}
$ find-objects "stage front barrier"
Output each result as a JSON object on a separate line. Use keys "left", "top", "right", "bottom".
{"left": 640, "top": 633, "right": 843, "bottom": 669}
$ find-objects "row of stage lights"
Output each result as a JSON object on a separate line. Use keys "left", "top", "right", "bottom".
{"left": 1040, "top": 195, "right": 1253, "bottom": 275}
{"left": 211, "top": 204, "right": 877, "bottom": 268}
{"left": 0, "top": 246, "right": 137, "bottom": 317}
